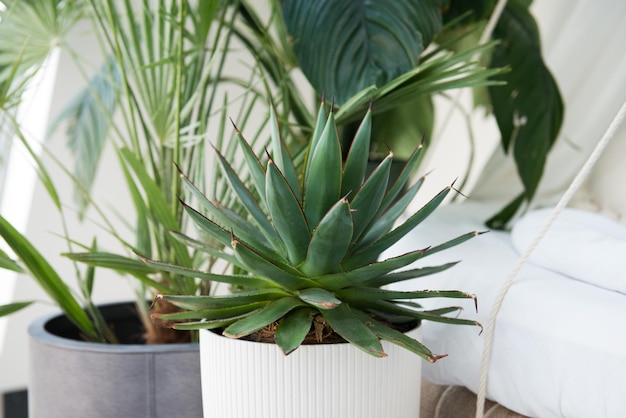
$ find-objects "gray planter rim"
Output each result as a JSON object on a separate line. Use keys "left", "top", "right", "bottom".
{"left": 28, "top": 300, "right": 198, "bottom": 354}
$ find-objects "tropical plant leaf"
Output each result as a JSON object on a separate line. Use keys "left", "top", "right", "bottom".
{"left": 282, "top": 0, "right": 442, "bottom": 104}
{"left": 487, "top": 0, "right": 563, "bottom": 228}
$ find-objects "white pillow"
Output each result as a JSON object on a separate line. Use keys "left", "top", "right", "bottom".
{"left": 511, "top": 207, "right": 626, "bottom": 294}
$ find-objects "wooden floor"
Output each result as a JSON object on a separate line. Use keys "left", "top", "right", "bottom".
{"left": 421, "top": 380, "right": 528, "bottom": 418}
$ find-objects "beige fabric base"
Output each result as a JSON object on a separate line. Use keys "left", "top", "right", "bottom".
{"left": 420, "top": 380, "right": 529, "bottom": 418}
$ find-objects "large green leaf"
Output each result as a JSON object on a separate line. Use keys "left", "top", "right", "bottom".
{"left": 282, "top": 0, "right": 442, "bottom": 104}
{"left": 487, "top": 0, "right": 563, "bottom": 228}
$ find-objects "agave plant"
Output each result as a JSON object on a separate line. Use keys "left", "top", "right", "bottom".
{"left": 147, "top": 103, "right": 481, "bottom": 360}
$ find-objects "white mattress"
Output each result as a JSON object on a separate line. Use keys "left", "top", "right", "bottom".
{"left": 388, "top": 202, "right": 626, "bottom": 418}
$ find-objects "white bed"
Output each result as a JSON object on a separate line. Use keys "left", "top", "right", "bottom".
{"left": 389, "top": 201, "right": 626, "bottom": 418}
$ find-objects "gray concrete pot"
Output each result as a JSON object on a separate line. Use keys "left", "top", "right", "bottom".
{"left": 28, "top": 301, "right": 201, "bottom": 418}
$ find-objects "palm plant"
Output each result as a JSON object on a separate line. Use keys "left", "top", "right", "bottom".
{"left": 0, "top": 0, "right": 278, "bottom": 343}
{"left": 147, "top": 103, "right": 481, "bottom": 359}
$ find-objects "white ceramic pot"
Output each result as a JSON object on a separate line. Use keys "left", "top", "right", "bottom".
{"left": 200, "top": 326, "right": 422, "bottom": 418}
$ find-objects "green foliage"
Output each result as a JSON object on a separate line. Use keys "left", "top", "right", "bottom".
{"left": 279, "top": 0, "right": 564, "bottom": 228}
{"left": 0, "top": 0, "right": 267, "bottom": 343}
{"left": 282, "top": 0, "right": 442, "bottom": 105}
{"left": 150, "top": 105, "right": 480, "bottom": 360}
{"left": 486, "top": 0, "right": 563, "bottom": 228}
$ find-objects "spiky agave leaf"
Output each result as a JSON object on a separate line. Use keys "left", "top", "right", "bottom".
{"left": 149, "top": 103, "right": 480, "bottom": 360}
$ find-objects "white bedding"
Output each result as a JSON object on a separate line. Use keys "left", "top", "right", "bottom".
{"left": 389, "top": 202, "right": 626, "bottom": 418}
{"left": 511, "top": 207, "right": 626, "bottom": 294}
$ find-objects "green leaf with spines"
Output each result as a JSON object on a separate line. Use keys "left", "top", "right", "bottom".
{"left": 154, "top": 302, "right": 268, "bottom": 322}
{"left": 139, "top": 255, "right": 276, "bottom": 289}
{"left": 296, "top": 288, "right": 341, "bottom": 310}
{"left": 341, "top": 108, "right": 372, "bottom": 197}
{"left": 160, "top": 289, "right": 290, "bottom": 310}
{"left": 362, "top": 262, "right": 460, "bottom": 287}
{"left": 172, "top": 315, "right": 253, "bottom": 331}
{"left": 181, "top": 169, "right": 278, "bottom": 259}
{"left": 232, "top": 237, "right": 318, "bottom": 291}
{"left": 346, "top": 184, "right": 453, "bottom": 268}
{"left": 336, "top": 287, "right": 476, "bottom": 303}
{"left": 425, "top": 231, "right": 484, "bottom": 257}
{"left": 376, "top": 143, "right": 424, "bottom": 216}
{"left": 303, "top": 101, "right": 328, "bottom": 182}
{"left": 320, "top": 304, "right": 385, "bottom": 357}
{"left": 317, "top": 249, "right": 429, "bottom": 289}
{"left": 299, "top": 199, "right": 353, "bottom": 277}
{"left": 180, "top": 201, "right": 233, "bottom": 249}
{"left": 354, "top": 178, "right": 424, "bottom": 252}
{"left": 351, "top": 310, "right": 441, "bottom": 362}
{"left": 303, "top": 111, "right": 343, "bottom": 227}
{"left": 265, "top": 159, "right": 310, "bottom": 265}
{"left": 213, "top": 146, "right": 284, "bottom": 253}
{"left": 168, "top": 230, "right": 240, "bottom": 267}
{"left": 349, "top": 152, "right": 392, "bottom": 241}
{"left": 231, "top": 120, "right": 266, "bottom": 199}
{"left": 269, "top": 104, "right": 300, "bottom": 195}
{"left": 275, "top": 307, "right": 316, "bottom": 355}
{"left": 224, "top": 296, "right": 306, "bottom": 338}
{"left": 360, "top": 299, "right": 480, "bottom": 329}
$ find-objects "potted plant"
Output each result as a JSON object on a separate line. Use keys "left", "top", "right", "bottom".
{"left": 0, "top": 1, "right": 269, "bottom": 416}
{"left": 143, "top": 102, "right": 482, "bottom": 417}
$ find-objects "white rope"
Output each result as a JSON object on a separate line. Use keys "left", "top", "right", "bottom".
{"left": 475, "top": 98, "right": 626, "bottom": 418}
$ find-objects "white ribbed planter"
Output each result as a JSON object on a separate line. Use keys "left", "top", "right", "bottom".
{"left": 200, "top": 326, "right": 422, "bottom": 418}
